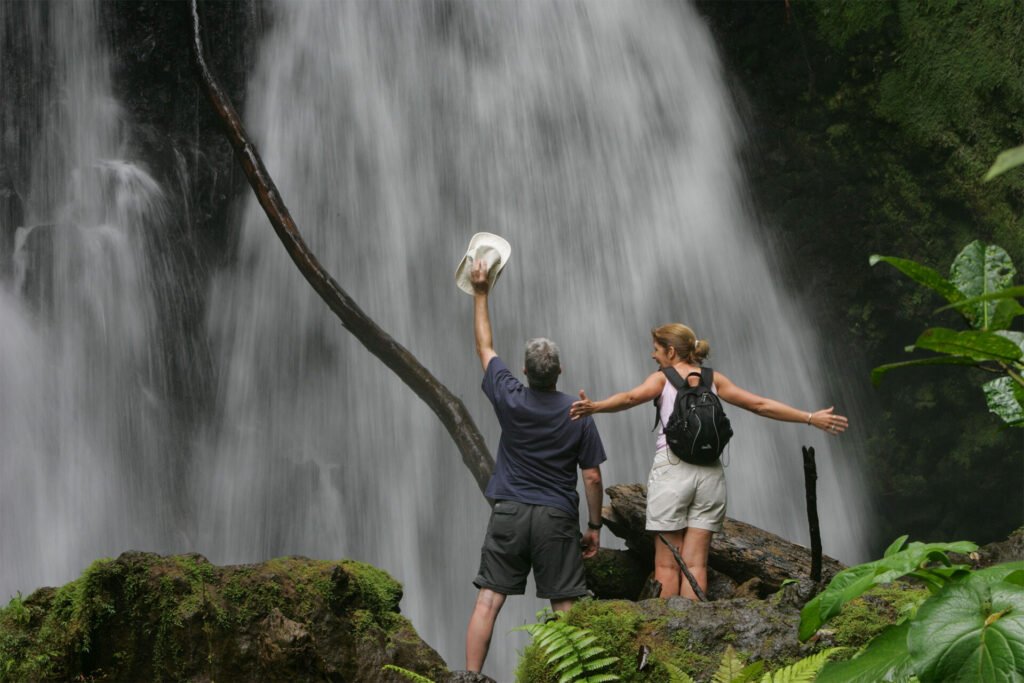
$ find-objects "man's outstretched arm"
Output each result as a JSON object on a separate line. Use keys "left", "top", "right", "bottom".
{"left": 471, "top": 259, "right": 498, "bottom": 371}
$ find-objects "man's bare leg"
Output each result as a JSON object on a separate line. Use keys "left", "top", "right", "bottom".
{"left": 466, "top": 588, "right": 507, "bottom": 672}
{"left": 550, "top": 597, "right": 575, "bottom": 613}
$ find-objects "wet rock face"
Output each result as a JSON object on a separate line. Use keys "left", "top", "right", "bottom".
{"left": 0, "top": 551, "right": 448, "bottom": 682}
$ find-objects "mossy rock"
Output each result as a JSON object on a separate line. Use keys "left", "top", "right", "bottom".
{"left": 515, "top": 582, "right": 922, "bottom": 683}
{"left": 0, "top": 552, "right": 447, "bottom": 682}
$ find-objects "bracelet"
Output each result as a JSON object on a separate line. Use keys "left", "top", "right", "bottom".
{"left": 587, "top": 521, "right": 602, "bottom": 530}
{"left": 806, "top": 412, "right": 813, "bottom": 425}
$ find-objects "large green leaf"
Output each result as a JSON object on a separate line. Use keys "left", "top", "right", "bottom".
{"left": 800, "top": 566, "right": 879, "bottom": 640}
{"left": 985, "top": 144, "right": 1024, "bottom": 181}
{"left": 907, "top": 578, "right": 1024, "bottom": 682}
{"left": 816, "top": 621, "right": 915, "bottom": 683}
{"left": 870, "top": 254, "right": 964, "bottom": 305}
{"left": 913, "top": 328, "right": 1022, "bottom": 363}
{"left": 937, "top": 285, "right": 1024, "bottom": 312}
{"left": 799, "top": 540, "right": 977, "bottom": 641}
{"left": 949, "top": 242, "right": 1018, "bottom": 330}
{"left": 983, "top": 377, "right": 1024, "bottom": 427}
{"left": 871, "top": 356, "right": 978, "bottom": 386}
{"left": 971, "top": 563, "right": 1024, "bottom": 586}
{"left": 936, "top": 287, "right": 1024, "bottom": 330}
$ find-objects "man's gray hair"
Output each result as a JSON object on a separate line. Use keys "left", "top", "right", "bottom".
{"left": 524, "top": 337, "right": 561, "bottom": 389}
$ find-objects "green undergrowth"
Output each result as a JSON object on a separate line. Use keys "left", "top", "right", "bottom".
{"left": 515, "top": 589, "right": 919, "bottom": 683}
{"left": 822, "top": 581, "right": 929, "bottom": 650}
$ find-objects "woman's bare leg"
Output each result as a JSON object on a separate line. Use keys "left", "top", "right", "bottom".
{"left": 653, "top": 529, "right": 685, "bottom": 596}
{"left": 678, "top": 528, "right": 713, "bottom": 600}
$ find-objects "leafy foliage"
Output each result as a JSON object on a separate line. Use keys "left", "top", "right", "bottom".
{"left": 757, "top": 648, "right": 841, "bottom": 683}
{"left": 662, "top": 660, "right": 697, "bottom": 683}
{"left": 804, "top": 537, "right": 1024, "bottom": 683}
{"left": 382, "top": 664, "right": 436, "bottom": 683}
{"left": 515, "top": 609, "right": 620, "bottom": 683}
{"left": 986, "top": 144, "right": 1024, "bottom": 181}
{"left": 656, "top": 645, "right": 838, "bottom": 683}
{"left": 799, "top": 537, "right": 976, "bottom": 641}
{"left": 711, "top": 646, "right": 763, "bottom": 683}
{"left": 701, "top": 0, "right": 1023, "bottom": 545}
{"left": 871, "top": 241, "right": 1024, "bottom": 426}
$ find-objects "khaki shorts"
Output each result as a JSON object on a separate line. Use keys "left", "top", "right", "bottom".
{"left": 646, "top": 446, "right": 726, "bottom": 532}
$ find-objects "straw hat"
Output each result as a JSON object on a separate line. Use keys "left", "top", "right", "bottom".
{"left": 455, "top": 232, "right": 512, "bottom": 295}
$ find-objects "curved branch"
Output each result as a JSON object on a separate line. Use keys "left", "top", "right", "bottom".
{"left": 189, "top": 0, "right": 494, "bottom": 495}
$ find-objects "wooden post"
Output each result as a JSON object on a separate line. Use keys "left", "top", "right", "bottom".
{"left": 801, "top": 445, "right": 822, "bottom": 582}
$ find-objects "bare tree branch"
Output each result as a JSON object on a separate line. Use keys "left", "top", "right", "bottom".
{"left": 189, "top": 0, "right": 494, "bottom": 496}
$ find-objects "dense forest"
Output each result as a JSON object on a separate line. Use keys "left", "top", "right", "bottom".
{"left": 698, "top": 0, "right": 1022, "bottom": 549}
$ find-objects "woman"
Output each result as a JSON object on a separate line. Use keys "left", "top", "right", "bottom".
{"left": 569, "top": 323, "right": 848, "bottom": 599}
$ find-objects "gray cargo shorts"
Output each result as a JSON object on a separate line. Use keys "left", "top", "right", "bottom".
{"left": 473, "top": 500, "right": 588, "bottom": 600}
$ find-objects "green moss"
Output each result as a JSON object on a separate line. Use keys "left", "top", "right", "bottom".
{"left": 827, "top": 582, "right": 929, "bottom": 648}
{"left": 0, "top": 558, "right": 116, "bottom": 682}
{"left": 340, "top": 559, "right": 403, "bottom": 617}
{"left": 1, "top": 554, "right": 423, "bottom": 682}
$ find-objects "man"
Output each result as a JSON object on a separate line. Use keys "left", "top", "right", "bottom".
{"left": 465, "top": 259, "right": 607, "bottom": 673}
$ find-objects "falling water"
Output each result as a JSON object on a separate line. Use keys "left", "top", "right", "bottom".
{"left": 0, "top": 2, "right": 873, "bottom": 681}
{"left": 200, "top": 1, "right": 871, "bottom": 677}
{"left": 0, "top": 1, "right": 191, "bottom": 597}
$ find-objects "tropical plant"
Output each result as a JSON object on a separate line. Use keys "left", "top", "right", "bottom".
{"left": 800, "top": 536, "right": 1024, "bottom": 682}
{"left": 515, "top": 608, "right": 620, "bottom": 683}
{"left": 870, "top": 240, "right": 1024, "bottom": 427}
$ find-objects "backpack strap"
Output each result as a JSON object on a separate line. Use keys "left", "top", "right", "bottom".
{"left": 700, "top": 366, "right": 714, "bottom": 389}
{"left": 662, "top": 366, "right": 686, "bottom": 389}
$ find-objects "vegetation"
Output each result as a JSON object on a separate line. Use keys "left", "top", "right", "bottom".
{"left": 871, "top": 241, "right": 1023, "bottom": 427}
{"left": 699, "top": 0, "right": 1024, "bottom": 547}
{"left": 800, "top": 537, "right": 1024, "bottom": 682}
{"left": 515, "top": 608, "right": 620, "bottom": 682}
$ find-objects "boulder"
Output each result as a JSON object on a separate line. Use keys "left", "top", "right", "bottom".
{"left": 0, "top": 551, "right": 448, "bottom": 682}
{"left": 601, "top": 483, "right": 846, "bottom": 595}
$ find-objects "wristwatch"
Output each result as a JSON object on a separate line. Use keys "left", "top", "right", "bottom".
{"left": 587, "top": 520, "right": 602, "bottom": 530}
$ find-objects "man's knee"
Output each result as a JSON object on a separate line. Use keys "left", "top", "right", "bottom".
{"left": 474, "top": 588, "right": 507, "bottom": 617}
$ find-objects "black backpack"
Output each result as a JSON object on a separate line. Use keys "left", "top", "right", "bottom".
{"left": 654, "top": 366, "right": 733, "bottom": 465}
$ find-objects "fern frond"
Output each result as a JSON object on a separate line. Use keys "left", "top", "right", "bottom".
{"left": 662, "top": 660, "right": 697, "bottom": 683}
{"left": 381, "top": 664, "right": 435, "bottom": 683}
{"left": 516, "top": 612, "right": 620, "bottom": 682}
{"left": 760, "top": 648, "right": 843, "bottom": 683}
{"left": 712, "top": 645, "right": 745, "bottom": 683}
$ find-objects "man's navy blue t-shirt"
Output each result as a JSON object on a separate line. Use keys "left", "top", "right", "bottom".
{"left": 482, "top": 356, "right": 607, "bottom": 517}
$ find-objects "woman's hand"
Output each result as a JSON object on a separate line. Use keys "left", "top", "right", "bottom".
{"left": 570, "top": 390, "right": 595, "bottom": 420}
{"left": 808, "top": 406, "right": 848, "bottom": 435}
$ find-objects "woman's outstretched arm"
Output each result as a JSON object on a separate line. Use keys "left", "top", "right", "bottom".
{"left": 713, "top": 371, "right": 848, "bottom": 434}
{"left": 569, "top": 371, "right": 666, "bottom": 420}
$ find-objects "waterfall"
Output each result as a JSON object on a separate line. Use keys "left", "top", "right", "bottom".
{"left": 200, "top": 1, "right": 871, "bottom": 677}
{"left": 0, "top": 0, "right": 190, "bottom": 597}
{"left": 0, "top": 1, "right": 873, "bottom": 680}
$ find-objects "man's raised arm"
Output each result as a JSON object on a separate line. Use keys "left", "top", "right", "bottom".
{"left": 471, "top": 259, "right": 498, "bottom": 371}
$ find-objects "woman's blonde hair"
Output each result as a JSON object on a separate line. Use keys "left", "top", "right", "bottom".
{"left": 651, "top": 323, "right": 710, "bottom": 365}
